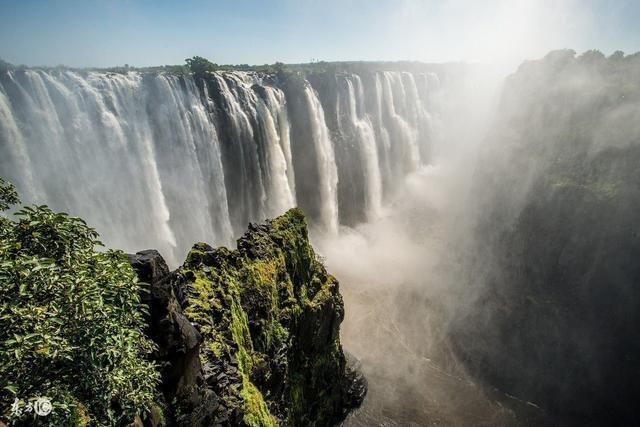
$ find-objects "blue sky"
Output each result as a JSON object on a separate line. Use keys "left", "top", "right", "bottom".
{"left": 0, "top": 0, "right": 639, "bottom": 68}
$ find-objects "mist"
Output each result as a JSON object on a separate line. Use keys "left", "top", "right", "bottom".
{"left": 312, "top": 49, "right": 640, "bottom": 425}
{"left": 313, "top": 65, "right": 515, "bottom": 424}
{"left": 2, "top": 1, "right": 640, "bottom": 424}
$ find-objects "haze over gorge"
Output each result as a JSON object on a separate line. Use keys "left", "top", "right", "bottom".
{"left": 2, "top": 13, "right": 640, "bottom": 425}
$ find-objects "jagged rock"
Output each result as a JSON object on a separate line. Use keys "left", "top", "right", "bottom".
{"left": 341, "top": 352, "right": 368, "bottom": 412}
{"left": 128, "top": 249, "right": 170, "bottom": 285}
{"left": 128, "top": 250, "right": 218, "bottom": 426}
{"left": 129, "top": 209, "right": 366, "bottom": 425}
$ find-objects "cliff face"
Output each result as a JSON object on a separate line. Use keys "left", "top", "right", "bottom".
{"left": 451, "top": 50, "right": 640, "bottom": 424}
{"left": 129, "top": 208, "right": 366, "bottom": 426}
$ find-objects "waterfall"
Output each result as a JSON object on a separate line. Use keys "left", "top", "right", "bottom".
{"left": 0, "top": 89, "right": 38, "bottom": 201}
{"left": 0, "top": 67, "right": 441, "bottom": 265}
{"left": 401, "top": 72, "right": 434, "bottom": 162}
{"left": 340, "top": 74, "right": 382, "bottom": 220}
{"left": 380, "top": 71, "right": 421, "bottom": 175}
{"left": 208, "top": 71, "right": 297, "bottom": 227}
{"left": 209, "top": 72, "right": 266, "bottom": 232}
{"left": 261, "top": 87, "right": 297, "bottom": 209}
{"left": 373, "top": 73, "right": 394, "bottom": 196}
{"left": 303, "top": 85, "right": 339, "bottom": 234}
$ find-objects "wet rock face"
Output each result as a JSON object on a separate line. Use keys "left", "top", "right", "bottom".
{"left": 451, "top": 51, "right": 640, "bottom": 425}
{"left": 341, "top": 353, "right": 368, "bottom": 414}
{"left": 129, "top": 209, "right": 365, "bottom": 426}
{"left": 128, "top": 250, "right": 220, "bottom": 426}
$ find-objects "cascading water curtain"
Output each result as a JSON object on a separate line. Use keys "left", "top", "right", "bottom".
{"left": 0, "top": 68, "right": 440, "bottom": 265}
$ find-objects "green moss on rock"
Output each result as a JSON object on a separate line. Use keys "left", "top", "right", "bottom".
{"left": 179, "top": 208, "right": 354, "bottom": 425}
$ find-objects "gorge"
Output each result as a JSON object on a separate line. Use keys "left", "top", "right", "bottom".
{"left": 0, "top": 59, "right": 450, "bottom": 425}
{"left": 2, "top": 49, "right": 640, "bottom": 426}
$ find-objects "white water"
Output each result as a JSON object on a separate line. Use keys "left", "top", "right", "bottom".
{"left": 380, "top": 71, "right": 421, "bottom": 174}
{"left": 0, "top": 67, "right": 441, "bottom": 265}
{"left": 303, "top": 84, "right": 340, "bottom": 234}
{"left": 342, "top": 75, "right": 383, "bottom": 219}
{"left": 210, "top": 72, "right": 266, "bottom": 231}
{"left": 262, "top": 87, "right": 296, "bottom": 210}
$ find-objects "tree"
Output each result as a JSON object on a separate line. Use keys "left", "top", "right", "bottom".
{"left": 185, "top": 56, "right": 218, "bottom": 77}
{"left": 0, "top": 178, "right": 159, "bottom": 426}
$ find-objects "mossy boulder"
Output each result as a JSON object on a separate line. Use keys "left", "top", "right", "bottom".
{"left": 133, "top": 208, "right": 365, "bottom": 426}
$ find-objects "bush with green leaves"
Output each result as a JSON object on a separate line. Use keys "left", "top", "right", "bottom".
{"left": 185, "top": 56, "right": 218, "bottom": 77}
{"left": 0, "top": 178, "right": 159, "bottom": 426}
{"left": 0, "top": 178, "right": 19, "bottom": 211}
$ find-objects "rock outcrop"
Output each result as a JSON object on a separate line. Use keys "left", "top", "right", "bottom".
{"left": 129, "top": 249, "right": 220, "bottom": 426}
{"left": 129, "top": 208, "right": 366, "bottom": 426}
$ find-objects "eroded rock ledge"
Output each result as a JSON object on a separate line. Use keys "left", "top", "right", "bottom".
{"left": 129, "top": 208, "right": 366, "bottom": 426}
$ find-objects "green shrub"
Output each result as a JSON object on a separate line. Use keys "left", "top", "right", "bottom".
{"left": 185, "top": 56, "right": 218, "bottom": 77}
{"left": 0, "top": 178, "right": 159, "bottom": 426}
{"left": 0, "top": 178, "right": 19, "bottom": 211}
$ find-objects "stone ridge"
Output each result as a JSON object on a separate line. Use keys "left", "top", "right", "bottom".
{"left": 129, "top": 208, "right": 366, "bottom": 426}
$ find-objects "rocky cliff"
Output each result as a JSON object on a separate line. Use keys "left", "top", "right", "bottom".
{"left": 129, "top": 208, "right": 366, "bottom": 426}
{"left": 451, "top": 50, "right": 640, "bottom": 424}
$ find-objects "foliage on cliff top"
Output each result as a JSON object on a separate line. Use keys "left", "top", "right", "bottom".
{"left": 1, "top": 54, "right": 463, "bottom": 77}
{"left": 181, "top": 208, "right": 347, "bottom": 426}
{"left": 0, "top": 179, "right": 159, "bottom": 426}
{"left": 185, "top": 56, "right": 219, "bottom": 77}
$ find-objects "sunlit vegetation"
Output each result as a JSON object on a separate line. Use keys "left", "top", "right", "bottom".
{"left": 0, "top": 178, "right": 159, "bottom": 426}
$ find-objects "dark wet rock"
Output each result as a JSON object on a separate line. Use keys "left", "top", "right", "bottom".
{"left": 129, "top": 249, "right": 170, "bottom": 285}
{"left": 128, "top": 250, "right": 217, "bottom": 427}
{"left": 451, "top": 51, "right": 640, "bottom": 425}
{"left": 341, "top": 352, "right": 368, "bottom": 412}
{"left": 129, "top": 209, "right": 365, "bottom": 425}
{"left": 179, "top": 208, "right": 365, "bottom": 425}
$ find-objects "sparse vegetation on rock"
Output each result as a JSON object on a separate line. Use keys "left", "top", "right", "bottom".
{"left": 131, "top": 209, "right": 366, "bottom": 426}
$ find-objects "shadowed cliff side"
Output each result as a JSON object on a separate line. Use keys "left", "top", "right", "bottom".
{"left": 129, "top": 208, "right": 366, "bottom": 426}
{"left": 451, "top": 49, "right": 640, "bottom": 425}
